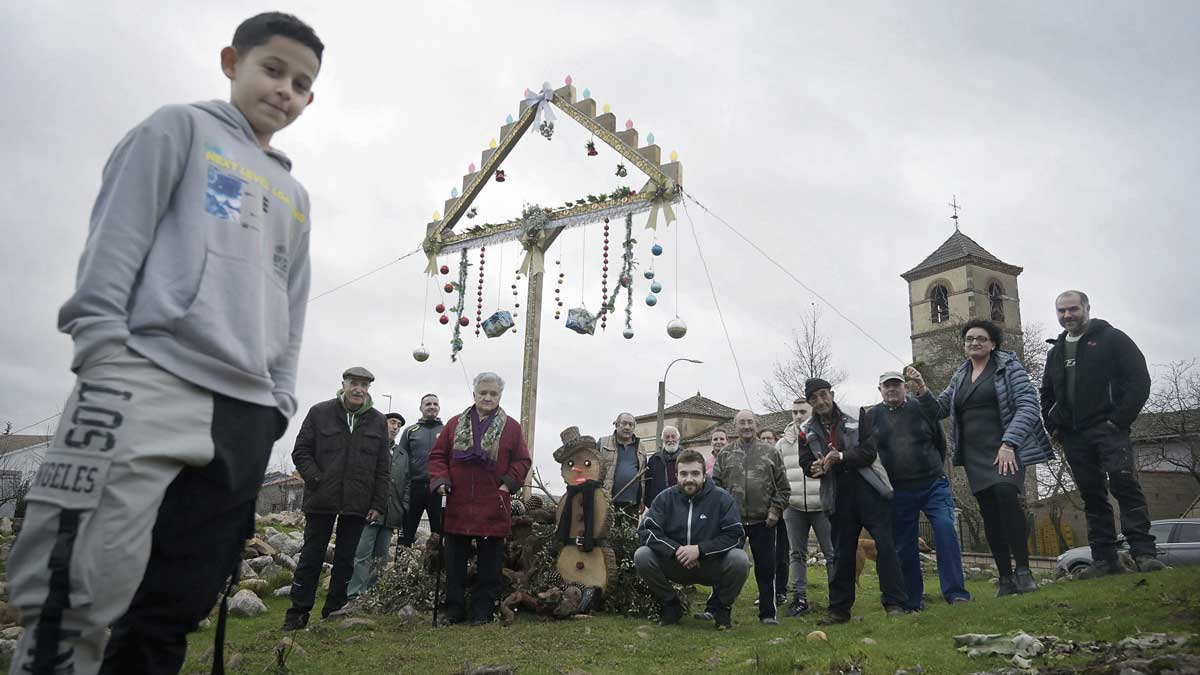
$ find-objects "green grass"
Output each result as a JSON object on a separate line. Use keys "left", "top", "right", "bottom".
{"left": 177, "top": 566, "right": 1200, "bottom": 674}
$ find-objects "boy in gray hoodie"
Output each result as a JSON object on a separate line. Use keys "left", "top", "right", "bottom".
{"left": 7, "top": 13, "right": 323, "bottom": 675}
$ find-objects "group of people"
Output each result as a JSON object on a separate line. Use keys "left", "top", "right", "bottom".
{"left": 632, "top": 290, "right": 1164, "bottom": 628}
{"left": 0, "top": 6, "right": 1169, "bottom": 671}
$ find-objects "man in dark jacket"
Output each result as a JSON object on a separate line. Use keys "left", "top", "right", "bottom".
{"left": 865, "top": 371, "right": 969, "bottom": 611}
{"left": 398, "top": 393, "right": 444, "bottom": 546}
{"left": 642, "top": 425, "right": 682, "bottom": 509}
{"left": 283, "top": 367, "right": 391, "bottom": 631}
{"left": 636, "top": 449, "right": 749, "bottom": 630}
{"left": 1040, "top": 291, "right": 1163, "bottom": 576}
{"left": 599, "top": 412, "right": 646, "bottom": 522}
{"left": 347, "top": 411, "right": 409, "bottom": 601}
{"left": 799, "top": 378, "right": 908, "bottom": 624}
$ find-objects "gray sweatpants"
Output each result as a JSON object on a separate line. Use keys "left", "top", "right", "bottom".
{"left": 783, "top": 506, "right": 835, "bottom": 598}
{"left": 633, "top": 546, "right": 750, "bottom": 608}
{"left": 7, "top": 347, "right": 279, "bottom": 675}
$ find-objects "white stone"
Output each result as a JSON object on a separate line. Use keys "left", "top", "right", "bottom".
{"left": 274, "top": 586, "right": 292, "bottom": 597}
{"left": 247, "top": 555, "right": 273, "bottom": 572}
{"left": 240, "top": 560, "right": 258, "bottom": 580}
{"left": 228, "top": 589, "right": 267, "bottom": 617}
{"left": 274, "top": 554, "right": 297, "bottom": 571}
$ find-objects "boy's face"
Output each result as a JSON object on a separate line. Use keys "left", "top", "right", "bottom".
{"left": 221, "top": 36, "right": 320, "bottom": 146}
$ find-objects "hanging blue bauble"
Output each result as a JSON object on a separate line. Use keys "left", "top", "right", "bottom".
{"left": 643, "top": 270, "right": 655, "bottom": 280}
{"left": 622, "top": 328, "right": 634, "bottom": 339}
{"left": 650, "top": 281, "right": 663, "bottom": 294}
{"left": 645, "top": 293, "right": 658, "bottom": 307}
{"left": 651, "top": 244, "right": 663, "bottom": 256}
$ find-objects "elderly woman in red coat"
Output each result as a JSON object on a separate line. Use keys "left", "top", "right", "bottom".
{"left": 429, "top": 371, "right": 531, "bottom": 625}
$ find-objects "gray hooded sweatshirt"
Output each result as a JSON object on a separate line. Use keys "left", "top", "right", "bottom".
{"left": 58, "top": 100, "right": 312, "bottom": 417}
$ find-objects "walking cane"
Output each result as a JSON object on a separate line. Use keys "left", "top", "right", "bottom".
{"left": 432, "top": 492, "right": 448, "bottom": 627}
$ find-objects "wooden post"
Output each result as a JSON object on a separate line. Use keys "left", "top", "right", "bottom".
{"left": 519, "top": 227, "right": 563, "bottom": 498}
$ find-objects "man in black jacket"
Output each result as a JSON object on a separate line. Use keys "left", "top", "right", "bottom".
{"left": 398, "top": 393, "right": 445, "bottom": 546}
{"left": 1040, "top": 291, "right": 1163, "bottom": 576}
{"left": 283, "top": 367, "right": 390, "bottom": 631}
{"left": 636, "top": 449, "right": 749, "bottom": 630}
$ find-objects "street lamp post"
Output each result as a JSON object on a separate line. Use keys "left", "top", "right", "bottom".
{"left": 381, "top": 394, "right": 393, "bottom": 413}
{"left": 656, "top": 358, "right": 703, "bottom": 451}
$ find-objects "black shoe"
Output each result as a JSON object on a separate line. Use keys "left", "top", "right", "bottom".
{"left": 1134, "top": 555, "right": 1166, "bottom": 573}
{"left": 442, "top": 611, "right": 467, "bottom": 626}
{"left": 281, "top": 611, "right": 309, "bottom": 632}
{"left": 1078, "top": 559, "right": 1124, "bottom": 580}
{"left": 785, "top": 596, "right": 810, "bottom": 617}
{"left": 996, "top": 575, "right": 1019, "bottom": 597}
{"left": 712, "top": 605, "right": 732, "bottom": 630}
{"left": 469, "top": 616, "right": 494, "bottom": 626}
{"left": 1014, "top": 567, "right": 1039, "bottom": 593}
{"left": 659, "top": 597, "right": 684, "bottom": 626}
{"left": 818, "top": 610, "right": 850, "bottom": 625}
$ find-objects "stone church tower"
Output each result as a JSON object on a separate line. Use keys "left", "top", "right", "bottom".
{"left": 901, "top": 229, "right": 1025, "bottom": 392}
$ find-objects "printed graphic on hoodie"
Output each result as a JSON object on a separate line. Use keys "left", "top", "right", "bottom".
{"left": 205, "top": 161, "right": 245, "bottom": 222}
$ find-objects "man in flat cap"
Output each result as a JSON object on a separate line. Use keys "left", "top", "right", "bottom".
{"left": 348, "top": 411, "right": 409, "bottom": 602}
{"left": 284, "top": 367, "right": 391, "bottom": 631}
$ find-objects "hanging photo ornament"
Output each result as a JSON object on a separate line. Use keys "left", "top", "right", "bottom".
{"left": 565, "top": 307, "right": 597, "bottom": 335}
{"left": 667, "top": 318, "right": 688, "bottom": 339}
{"left": 495, "top": 169, "right": 506, "bottom": 182}
{"left": 482, "top": 310, "right": 515, "bottom": 338}
{"left": 466, "top": 207, "right": 478, "bottom": 219}
{"left": 650, "top": 281, "right": 663, "bottom": 294}
{"left": 586, "top": 140, "right": 598, "bottom": 157}
{"left": 615, "top": 163, "right": 628, "bottom": 178}
{"left": 412, "top": 345, "right": 430, "bottom": 362}
{"left": 645, "top": 294, "right": 658, "bottom": 307}
{"left": 539, "top": 120, "right": 555, "bottom": 140}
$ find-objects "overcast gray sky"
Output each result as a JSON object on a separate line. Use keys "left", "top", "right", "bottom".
{"left": 2, "top": 1, "right": 1197, "bottom": 490}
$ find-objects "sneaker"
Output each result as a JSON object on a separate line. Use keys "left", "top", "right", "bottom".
{"left": 693, "top": 611, "right": 714, "bottom": 621}
{"left": 760, "top": 616, "right": 779, "bottom": 625}
{"left": 753, "top": 598, "right": 760, "bottom": 606}
{"left": 281, "top": 611, "right": 309, "bottom": 632}
{"left": 950, "top": 597, "right": 971, "bottom": 604}
{"left": 1077, "top": 559, "right": 1124, "bottom": 580}
{"left": 776, "top": 593, "right": 787, "bottom": 607}
{"left": 785, "top": 596, "right": 810, "bottom": 617}
{"left": 996, "top": 575, "right": 1019, "bottom": 597}
{"left": 885, "top": 605, "right": 908, "bottom": 617}
{"left": 712, "top": 605, "right": 732, "bottom": 631}
{"left": 1134, "top": 555, "right": 1166, "bottom": 573}
{"left": 659, "top": 597, "right": 684, "bottom": 626}
{"left": 1014, "top": 567, "right": 1039, "bottom": 593}
{"left": 818, "top": 610, "right": 850, "bottom": 625}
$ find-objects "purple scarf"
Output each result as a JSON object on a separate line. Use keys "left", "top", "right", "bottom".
{"left": 452, "top": 407, "right": 498, "bottom": 468}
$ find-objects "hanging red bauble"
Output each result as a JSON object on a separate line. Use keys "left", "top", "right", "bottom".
{"left": 435, "top": 303, "right": 445, "bottom": 313}
{"left": 440, "top": 265, "right": 450, "bottom": 275}
{"left": 439, "top": 315, "right": 449, "bottom": 325}
{"left": 459, "top": 316, "right": 470, "bottom": 327}
{"left": 443, "top": 283, "right": 454, "bottom": 293}
{"left": 495, "top": 169, "right": 506, "bottom": 182}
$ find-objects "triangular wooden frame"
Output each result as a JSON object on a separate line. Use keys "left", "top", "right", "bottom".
{"left": 421, "top": 83, "right": 683, "bottom": 264}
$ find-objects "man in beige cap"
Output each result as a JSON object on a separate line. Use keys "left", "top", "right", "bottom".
{"left": 284, "top": 366, "right": 391, "bottom": 630}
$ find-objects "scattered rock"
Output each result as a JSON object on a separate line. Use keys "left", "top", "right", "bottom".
{"left": 245, "top": 537, "right": 277, "bottom": 558}
{"left": 767, "top": 637, "right": 787, "bottom": 645}
{"left": 344, "top": 635, "right": 367, "bottom": 644}
{"left": 239, "top": 560, "right": 258, "bottom": 580}
{"left": 198, "top": 619, "right": 211, "bottom": 630}
{"left": 238, "top": 579, "right": 269, "bottom": 597}
{"left": 267, "top": 533, "right": 300, "bottom": 556}
{"left": 807, "top": 630, "right": 828, "bottom": 642}
{"left": 228, "top": 589, "right": 267, "bottom": 617}
{"left": 247, "top": 555, "right": 274, "bottom": 572}
{"left": 397, "top": 605, "right": 416, "bottom": 621}
{"left": 339, "top": 617, "right": 376, "bottom": 630}
{"left": 274, "top": 636, "right": 307, "bottom": 659}
{"left": 274, "top": 586, "right": 292, "bottom": 597}
{"left": 274, "top": 553, "right": 298, "bottom": 571}
{"left": 862, "top": 637, "right": 877, "bottom": 646}
{"left": 636, "top": 630, "right": 650, "bottom": 640}
{"left": 0, "top": 601, "right": 19, "bottom": 626}
{"left": 0, "top": 640, "right": 16, "bottom": 658}
{"left": 264, "top": 526, "right": 280, "bottom": 539}
{"left": 259, "top": 563, "right": 285, "bottom": 581}
{"left": 226, "top": 651, "right": 243, "bottom": 669}
{"left": 0, "top": 626, "right": 22, "bottom": 640}
{"left": 1011, "top": 654, "right": 1032, "bottom": 669}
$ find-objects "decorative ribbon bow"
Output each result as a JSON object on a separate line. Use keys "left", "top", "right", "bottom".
{"left": 644, "top": 180, "right": 678, "bottom": 231}
{"left": 423, "top": 236, "right": 443, "bottom": 276}
{"left": 522, "top": 82, "right": 557, "bottom": 130}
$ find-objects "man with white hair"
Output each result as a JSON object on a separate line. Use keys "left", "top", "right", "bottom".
{"left": 429, "top": 372, "right": 531, "bottom": 625}
{"left": 643, "top": 425, "right": 682, "bottom": 509}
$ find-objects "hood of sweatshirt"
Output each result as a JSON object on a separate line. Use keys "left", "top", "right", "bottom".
{"left": 192, "top": 99, "right": 294, "bottom": 171}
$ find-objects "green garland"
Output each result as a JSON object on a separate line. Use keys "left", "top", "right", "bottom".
{"left": 603, "top": 213, "right": 638, "bottom": 323}
{"left": 450, "top": 249, "right": 468, "bottom": 361}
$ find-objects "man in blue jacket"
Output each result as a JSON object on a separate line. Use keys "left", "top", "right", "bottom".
{"left": 636, "top": 449, "right": 750, "bottom": 630}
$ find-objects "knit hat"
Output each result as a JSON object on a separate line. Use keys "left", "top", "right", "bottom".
{"left": 804, "top": 378, "right": 833, "bottom": 399}
{"left": 385, "top": 412, "right": 406, "bottom": 425}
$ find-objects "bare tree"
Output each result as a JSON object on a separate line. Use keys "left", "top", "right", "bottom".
{"left": 1139, "top": 359, "right": 1200, "bottom": 487}
{"left": 760, "top": 304, "right": 848, "bottom": 412}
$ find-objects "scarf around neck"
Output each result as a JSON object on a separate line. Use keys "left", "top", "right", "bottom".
{"left": 451, "top": 405, "right": 507, "bottom": 468}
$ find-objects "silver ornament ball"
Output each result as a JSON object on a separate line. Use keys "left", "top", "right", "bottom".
{"left": 622, "top": 328, "right": 634, "bottom": 339}
{"left": 666, "top": 318, "right": 688, "bottom": 339}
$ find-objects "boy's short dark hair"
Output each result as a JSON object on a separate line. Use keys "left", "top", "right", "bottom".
{"left": 677, "top": 449, "right": 707, "bottom": 469}
{"left": 233, "top": 12, "right": 324, "bottom": 63}
{"left": 961, "top": 318, "right": 1004, "bottom": 349}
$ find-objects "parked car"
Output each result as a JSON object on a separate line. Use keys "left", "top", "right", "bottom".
{"left": 1056, "top": 518, "right": 1200, "bottom": 576}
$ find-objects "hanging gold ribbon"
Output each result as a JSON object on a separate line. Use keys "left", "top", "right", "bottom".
{"left": 423, "top": 237, "right": 443, "bottom": 276}
{"left": 518, "top": 241, "right": 546, "bottom": 276}
{"left": 644, "top": 180, "right": 678, "bottom": 231}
